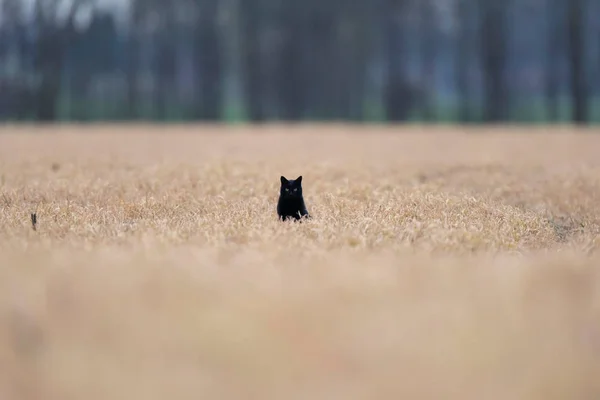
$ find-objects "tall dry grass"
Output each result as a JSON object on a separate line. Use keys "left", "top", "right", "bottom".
{"left": 1, "top": 124, "right": 600, "bottom": 399}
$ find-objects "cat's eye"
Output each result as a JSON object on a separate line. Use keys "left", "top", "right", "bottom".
{"left": 284, "top": 188, "right": 289, "bottom": 191}
{"left": 293, "top": 188, "right": 298, "bottom": 192}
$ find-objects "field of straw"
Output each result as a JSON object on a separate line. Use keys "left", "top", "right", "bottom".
{"left": 1, "top": 124, "right": 600, "bottom": 399}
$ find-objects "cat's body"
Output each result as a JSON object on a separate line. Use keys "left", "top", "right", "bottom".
{"left": 277, "top": 175, "right": 310, "bottom": 221}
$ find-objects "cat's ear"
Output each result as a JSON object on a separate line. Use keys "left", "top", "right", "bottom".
{"left": 296, "top": 176, "right": 302, "bottom": 184}
{"left": 280, "top": 176, "right": 289, "bottom": 185}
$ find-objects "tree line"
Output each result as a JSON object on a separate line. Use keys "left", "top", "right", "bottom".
{"left": 0, "top": 0, "right": 598, "bottom": 124}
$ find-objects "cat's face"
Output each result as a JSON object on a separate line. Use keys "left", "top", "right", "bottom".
{"left": 280, "top": 175, "right": 303, "bottom": 198}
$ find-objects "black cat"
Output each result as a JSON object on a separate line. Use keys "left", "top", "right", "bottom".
{"left": 277, "top": 175, "right": 310, "bottom": 221}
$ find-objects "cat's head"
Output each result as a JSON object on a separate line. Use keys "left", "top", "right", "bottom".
{"left": 280, "top": 175, "right": 303, "bottom": 198}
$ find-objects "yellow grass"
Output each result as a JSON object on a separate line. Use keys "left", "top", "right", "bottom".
{"left": 1, "top": 124, "right": 600, "bottom": 399}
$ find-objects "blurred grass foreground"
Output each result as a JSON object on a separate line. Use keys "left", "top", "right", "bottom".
{"left": 1, "top": 126, "right": 600, "bottom": 399}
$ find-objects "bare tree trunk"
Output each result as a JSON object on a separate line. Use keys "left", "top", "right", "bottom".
{"left": 126, "top": 36, "right": 139, "bottom": 119}
{"left": 455, "top": 0, "right": 471, "bottom": 122}
{"left": 0, "top": 0, "right": 31, "bottom": 120}
{"left": 420, "top": 0, "right": 436, "bottom": 121}
{"left": 240, "top": 0, "right": 265, "bottom": 122}
{"left": 480, "top": 0, "right": 509, "bottom": 123}
{"left": 335, "top": 2, "right": 374, "bottom": 121}
{"left": 277, "top": 3, "right": 306, "bottom": 121}
{"left": 194, "top": 0, "right": 222, "bottom": 120}
{"left": 545, "top": 30, "right": 560, "bottom": 120}
{"left": 155, "top": 28, "right": 176, "bottom": 120}
{"left": 34, "top": 26, "right": 64, "bottom": 121}
{"left": 383, "top": 0, "right": 414, "bottom": 122}
{"left": 292, "top": 4, "right": 337, "bottom": 120}
{"left": 567, "top": 0, "right": 588, "bottom": 124}
{"left": 32, "top": 0, "right": 89, "bottom": 122}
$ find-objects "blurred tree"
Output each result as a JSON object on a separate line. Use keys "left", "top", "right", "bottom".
{"left": 276, "top": 0, "right": 306, "bottom": 120}
{"left": 194, "top": 0, "right": 222, "bottom": 120}
{"left": 1, "top": 0, "right": 598, "bottom": 124}
{"left": 301, "top": 0, "right": 342, "bottom": 119}
{"left": 419, "top": 0, "right": 436, "bottom": 121}
{"left": 127, "top": 0, "right": 146, "bottom": 118}
{"left": 383, "top": 0, "right": 416, "bottom": 121}
{"left": 154, "top": 5, "right": 177, "bottom": 119}
{"left": 545, "top": 0, "right": 563, "bottom": 121}
{"left": 32, "top": 0, "right": 96, "bottom": 121}
{"left": 67, "top": 9, "right": 118, "bottom": 120}
{"left": 241, "top": 0, "right": 296, "bottom": 121}
{"left": 239, "top": 0, "right": 268, "bottom": 121}
{"left": 0, "top": 0, "right": 24, "bottom": 59}
{"left": 129, "top": 0, "right": 177, "bottom": 119}
{"left": 567, "top": 0, "right": 588, "bottom": 124}
{"left": 0, "top": 0, "right": 31, "bottom": 119}
{"left": 455, "top": 0, "right": 473, "bottom": 122}
{"left": 330, "top": 0, "right": 375, "bottom": 121}
{"left": 480, "top": 0, "right": 509, "bottom": 122}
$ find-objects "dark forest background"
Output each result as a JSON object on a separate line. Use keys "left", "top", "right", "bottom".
{"left": 0, "top": 0, "right": 599, "bottom": 124}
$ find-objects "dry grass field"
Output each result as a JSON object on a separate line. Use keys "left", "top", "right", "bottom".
{"left": 1, "top": 124, "right": 600, "bottom": 399}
